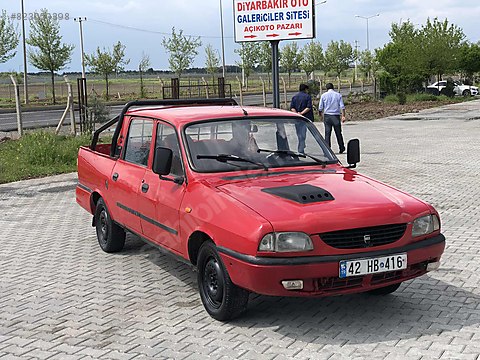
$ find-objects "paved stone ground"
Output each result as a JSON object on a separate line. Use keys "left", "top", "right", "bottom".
{"left": 1, "top": 100, "right": 479, "bottom": 360}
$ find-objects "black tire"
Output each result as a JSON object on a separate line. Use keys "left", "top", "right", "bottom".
{"left": 197, "top": 241, "right": 249, "bottom": 321}
{"left": 94, "top": 198, "right": 125, "bottom": 253}
{"left": 462, "top": 89, "right": 471, "bottom": 97}
{"left": 367, "top": 282, "right": 401, "bottom": 295}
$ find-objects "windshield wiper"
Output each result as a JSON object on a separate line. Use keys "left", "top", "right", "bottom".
{"left": 197, "top": 154, "right": 269, "bottom": 171}
{"left": 257, "top": 148, "right": 334, "bottom": 167}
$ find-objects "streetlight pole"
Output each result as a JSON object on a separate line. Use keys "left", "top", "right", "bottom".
{"left": 74, "top": 17, "right": 87, "bottom": 78}
{"left": 355, "top": 14, "right": 380, "bottom": 51}
{"left": 20, "top": 0, "right": 28, "bottom": 104}
{"left": 314, "top": 0, "right": 327, "bottom": 41}
{"left": 219, "top": 0, "right": 226, "bottom": 79}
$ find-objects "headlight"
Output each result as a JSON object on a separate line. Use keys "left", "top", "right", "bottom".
{"left": 259, "top": 232, "right": 314, "bottom": 252}
{"left": 412, "top": 215, "right": 440, "bottom": 237}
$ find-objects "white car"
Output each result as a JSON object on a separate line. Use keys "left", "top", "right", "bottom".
{"left": 427, "top": 81, "right": 479, "bottom": 96}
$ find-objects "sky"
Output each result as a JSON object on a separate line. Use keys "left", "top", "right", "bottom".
{"left": 1, "top": 0, "right": 479, "bottom": 73}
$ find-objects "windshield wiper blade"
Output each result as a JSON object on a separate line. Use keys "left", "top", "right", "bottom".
{"left": 257, "top": 148, "right": 333, "bottom": 167}
{"left": 197, "top": 154, "right": 269, "bottom": 171}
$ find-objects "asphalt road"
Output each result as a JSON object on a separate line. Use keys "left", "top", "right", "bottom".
{"left": 0, "top": 87, "right": 370, "bottom": 132}
{"left": 0, "top": 94, "right": 286, "bottom": 132}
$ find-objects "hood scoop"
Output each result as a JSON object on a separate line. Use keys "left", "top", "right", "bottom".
{"left": 261, "top": 184, "right": 335, "bottom": 204}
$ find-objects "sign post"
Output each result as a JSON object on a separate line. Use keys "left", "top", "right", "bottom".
{"left": 271, "top": 40, "right": 280, "bottom": 108}
{"left": 233, "top": 0, "right": 315, "bottom": 108}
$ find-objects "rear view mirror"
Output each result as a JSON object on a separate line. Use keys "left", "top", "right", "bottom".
{"left": 347, "top": 139, "right": 360, "bottom": 168}
{"left": 153, "top": 147, "right": 173, "bottom": 176}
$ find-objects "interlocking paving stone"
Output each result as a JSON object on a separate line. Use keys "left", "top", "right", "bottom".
{"left": 0, "top": 100, "right": 479, "bottom": 359}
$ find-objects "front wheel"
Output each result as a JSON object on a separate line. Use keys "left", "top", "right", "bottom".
{"left": 367, "top": 282, "right": 401, "bottom": 295}
{"left": 197, "top": 242, "right": 249, "bottom": 321}
{"left": 462, "top": 89, "right": 471, "bottom": 97}
{"left": 95, "top": 198, "right": 125, "bottom": 253}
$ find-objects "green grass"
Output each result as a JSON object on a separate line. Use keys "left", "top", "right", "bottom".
{"left": 407, "top": 93, "right": 441, "bottom": 102}
{"left": 0, "top": 132, "right": 91, "bottom": 184}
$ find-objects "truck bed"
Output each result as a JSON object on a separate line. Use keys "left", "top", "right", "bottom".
{"left": 76, "top": 145, "right": 116, "bottom": 214}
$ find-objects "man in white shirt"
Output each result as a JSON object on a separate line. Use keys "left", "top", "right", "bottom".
{"left": 318, "top": 83, "right": 346, "bottom": 154}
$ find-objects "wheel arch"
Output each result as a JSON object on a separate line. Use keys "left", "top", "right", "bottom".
{"left": 188, "top": 231, "right": 214, "bottom": 266}
{"left": 90, "top": 191, "right": 102, "bottom": 214}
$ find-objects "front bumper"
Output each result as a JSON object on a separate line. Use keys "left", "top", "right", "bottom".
{"left": 219, "top": 234, "right": 445, "bottom": 297}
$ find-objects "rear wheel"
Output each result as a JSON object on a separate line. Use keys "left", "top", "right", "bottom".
{"left": 95, "top": 198, "right": 125, "bottom": 253}
{"left": 197, "top": 241, "right": 249, "bottom": 321}
{"left": 367, "top": 282, "right": 401, "bottom": 295}
{"left": 462, "top": 89, "right": 471, "bottom": 97}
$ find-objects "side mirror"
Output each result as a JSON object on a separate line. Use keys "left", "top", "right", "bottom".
{"left": 346, "top": 139, "right": 360, "bottom": 168}
{"left": 153, "top": 147, "right": 173, "bottom": 176}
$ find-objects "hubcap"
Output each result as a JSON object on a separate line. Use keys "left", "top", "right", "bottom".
{"left": 203, "top": 257, "right": 224, "bottom": 307}
{"left": 98, "top": 210, "right": 108, "bottom": 244}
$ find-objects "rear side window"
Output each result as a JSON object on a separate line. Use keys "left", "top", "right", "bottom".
{"left": 123, "top": 118, "right": 154, "bottom": 166}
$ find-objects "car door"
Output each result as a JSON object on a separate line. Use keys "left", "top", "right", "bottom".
{"left": 109, "top": 117, "right": 154, "bottom": 235}
{"left": 139, "top": 121, "right": 187, "bottom": 255}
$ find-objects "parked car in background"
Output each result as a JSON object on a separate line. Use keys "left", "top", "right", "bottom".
{"left": 427, "top": 81, "right": 479, "bottom": 96}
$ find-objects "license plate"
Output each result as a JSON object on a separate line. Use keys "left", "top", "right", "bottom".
{"left": 339, "top": 253, "right": 407, "bottom": 278}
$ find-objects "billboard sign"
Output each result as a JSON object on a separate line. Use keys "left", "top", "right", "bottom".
{"left": 234, "top": 0, "right": 315, "bottom": 42}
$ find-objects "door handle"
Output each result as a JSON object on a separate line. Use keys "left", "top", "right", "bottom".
{"left": 112, "top": 173, "right": 119, "bottom": 181}
{"left": 141, "top": 183, "right": 149, "bottom": 193}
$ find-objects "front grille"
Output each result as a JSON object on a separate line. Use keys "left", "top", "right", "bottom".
{"left": 318, "top": 223, "right": 407, "bottom": 249}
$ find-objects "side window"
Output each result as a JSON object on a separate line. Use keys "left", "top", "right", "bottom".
{"left": 156, "top": 123, "right": 184, "bottom": 176}
{"left": 123, "top": 118, "right": 154, "bottom": 166}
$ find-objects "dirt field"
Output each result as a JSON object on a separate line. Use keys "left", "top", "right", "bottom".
{"left": 346, "top": 99, "right": 466, "bottom": 121}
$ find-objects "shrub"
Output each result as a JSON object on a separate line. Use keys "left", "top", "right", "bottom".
{"left": 384, "top": 94, "right": 399, "bottom": 103}
{"left": 440, "top": 79, "right": 456, "bottom": 98}
{"left": 397, "top": 92, "right": 407, "bottom": 105}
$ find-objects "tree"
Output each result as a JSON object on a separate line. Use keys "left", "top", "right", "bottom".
{"left": 377, "top": 21, "right": 429, "bottom": 94}
{"left": 259, "top": 42, "right": 272, "bottom": 86}
{"left": 458, "top": 43, "right": 480, "bottom": 82}
{"left": 139, "top": 52, "right": 151, "bottom": 98}
{"left": 27, "top": 9, "right": 74, "bottom": 104}
{"left": 204, "top": 44, "right": 220, "bottom": 84}
{"left": 323, "top": 40, "right": 353, "bottom": 78}
{"left": 300, "top": 41, "right": 323, "bottom": 79}
{"left": 234, "top": 42, "right": 261, "bottom": 90}
{"left": 0, "top": 10, "right": 19, "bottom": 63}
{"left": 112, "top": 41, "right": 130, "bottom": 77}
{"left": 280, "top": 42, "right": 302, "bottom": 86}
{"left": 420, "top": 18, "right": 465, "bottom": 82}
{"left": 85, "top": 46, "right": 116, "bottom": 99}
{"left": 358, "top": 50, "right": 380, "bottom": 81}
{"left": 162, "top": 27, "right": 202, "bottom": 78}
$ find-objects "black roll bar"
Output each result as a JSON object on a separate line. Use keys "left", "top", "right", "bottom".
{"left": 89, "top": 98, "right": 238, "bottom": 155}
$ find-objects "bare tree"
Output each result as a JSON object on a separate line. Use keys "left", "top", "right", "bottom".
{"left": 205, "top": 44, "right": 220, "bottom": 84}
{"left": 139, "top": 52, "right": 151, "bottom": 98}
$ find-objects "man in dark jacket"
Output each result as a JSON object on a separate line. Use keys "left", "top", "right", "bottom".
{"left": 290, "top": 84, "right": 313, "bottom": 153}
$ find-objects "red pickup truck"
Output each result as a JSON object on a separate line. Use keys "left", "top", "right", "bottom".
{"left": 76, "top": 99, "right": 445, "bottom": 321}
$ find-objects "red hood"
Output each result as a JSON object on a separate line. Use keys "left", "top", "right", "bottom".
{"left": 215, "top": 169, "right": 430, "bottom": 234}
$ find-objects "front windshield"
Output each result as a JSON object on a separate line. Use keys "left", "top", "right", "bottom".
{"left": 184, "top": 117, "right": 337, "bottom": 172}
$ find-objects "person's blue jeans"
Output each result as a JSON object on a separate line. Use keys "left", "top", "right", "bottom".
{"left": 295, "top": 122, "right": 307, "bottom": 153}
{"left": 324, "top": 114, "right": 345, "bottom": 152}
